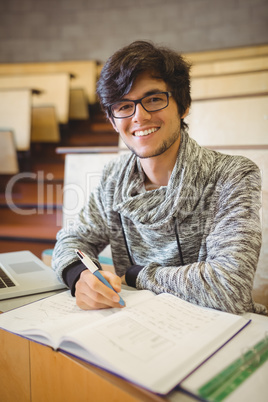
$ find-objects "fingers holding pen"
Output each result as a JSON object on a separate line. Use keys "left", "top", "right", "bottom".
{"left": 75, "top": 270, "right": 124, "bottom": 310}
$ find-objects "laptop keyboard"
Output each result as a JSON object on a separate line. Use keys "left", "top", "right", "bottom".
{"left": 0, "top": 267, "right": 16, "bottom": 288}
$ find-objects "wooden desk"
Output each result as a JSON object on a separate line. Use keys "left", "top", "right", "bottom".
{"left": 187, "top": 96, "right": 268, "bottom": 147}
{"left": 31, "top": 106, "right": 60, "bottom": 143}
{"left": 184, "top": 44, "right": 268, "bottom": 63}
{"left": 0, "top": 290, "right": 192, "bottom": 402}
{"left": 0, "top": 73, "right": 70, "bottom": 124}
{"left": 190, "top": 55, "right": 268, "bottom": 77}
{"left": 191, "top": 71, "right": 268, "bottom": 100}
{"left": 0, "top": 60, "right": 98, "bottom": 105}
{"left": 0, "top": 329, "right": 193, "bottom": 402}
{"left": 0, "top": 292, "right": 266, "bottom": 402}
{"left": 0, "top": 131, "right": 19, "bottom": 174}
{"left": 0, "top": 89, "right": 32, "bottom": 151}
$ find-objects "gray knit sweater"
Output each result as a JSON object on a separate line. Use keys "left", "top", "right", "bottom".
{"left": 52, "top": 132, "right": 266, "bottom": 315}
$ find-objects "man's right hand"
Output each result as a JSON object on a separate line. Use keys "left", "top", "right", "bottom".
{"left": 75, "top": 269, "right": 125, "bottom": 310}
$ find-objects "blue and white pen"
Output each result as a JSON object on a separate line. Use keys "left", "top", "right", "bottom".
{"left": 75, "top": 249, "right": 125, "bottom": 306}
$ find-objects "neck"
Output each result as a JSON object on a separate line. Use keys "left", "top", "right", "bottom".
{"left": 140, "top": 141, "right": 180, "bottom": 189}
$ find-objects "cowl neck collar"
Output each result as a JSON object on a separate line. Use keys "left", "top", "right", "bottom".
{"left": 112, "top": 132, "right": 215, "bottom": 229}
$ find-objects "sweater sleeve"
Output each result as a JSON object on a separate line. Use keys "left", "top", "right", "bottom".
{"left": 135, "top": 165, "right": 266, "bottom": 315}
{"left": 125, "top": 265, "right": 144, "bottom": 287}
{"left": 62, "top": 259, "right": 102, "bottom": 296}
{"left": 52, "top": 182, "right": 110, "bottom": 284}
{"left": 62, "top": 261, "right": 87, "bottom": 296}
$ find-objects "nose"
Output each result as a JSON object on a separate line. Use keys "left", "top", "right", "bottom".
{"left": 132, "top": 102, "right": 151, "bottom": 122}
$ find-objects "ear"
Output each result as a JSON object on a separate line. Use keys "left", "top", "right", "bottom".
{"left": 181, "top": 107, "right": 190, "bottom": 119}
{"left": 109, "top": 117, "right": 119, "bottom": 132}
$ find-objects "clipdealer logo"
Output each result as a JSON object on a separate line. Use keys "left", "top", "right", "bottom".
{"left": 5, "top": 171, "right": 63, "bottom": 227}
{"left": 4, "top": 171, "right": 104, "bottom": 227}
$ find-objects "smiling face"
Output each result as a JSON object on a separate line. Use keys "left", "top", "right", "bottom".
{"left": 110, "top": 71, "right": 188, "bottom": 160}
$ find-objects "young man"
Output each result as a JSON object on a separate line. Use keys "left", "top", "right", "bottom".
{"left": 52, "top": 41, "right": 266, "bottom": 315}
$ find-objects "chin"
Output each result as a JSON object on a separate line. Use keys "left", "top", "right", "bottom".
{"left": 138, "top": 144, "right": 171, "bottom": 159}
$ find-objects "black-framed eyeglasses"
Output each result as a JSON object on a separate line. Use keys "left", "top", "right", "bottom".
{"left": 109, "top": 91, "right": 172, "bottom": 119}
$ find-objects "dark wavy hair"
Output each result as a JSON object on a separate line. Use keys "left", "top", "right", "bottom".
{"left": 96, "top": 40, "right": 192, "bottom": 130}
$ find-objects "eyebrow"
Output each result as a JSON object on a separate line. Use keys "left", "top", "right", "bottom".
{"left": 121, "top": 89, "right": 165, "bottom": 101}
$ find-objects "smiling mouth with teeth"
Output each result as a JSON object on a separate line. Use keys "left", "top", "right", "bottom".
{"left": 134, "top": 127, "right": 159, "bottom": 137}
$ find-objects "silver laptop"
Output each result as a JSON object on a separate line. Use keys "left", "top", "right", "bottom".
{"left": 0, "top": 250, "right": 66, "bottom": 300}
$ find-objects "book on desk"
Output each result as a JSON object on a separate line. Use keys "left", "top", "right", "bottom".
{"left": 0, "top": 287, "right": 255, "bottom": 397}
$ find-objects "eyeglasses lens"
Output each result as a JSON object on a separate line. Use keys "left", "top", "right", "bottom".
{"left": 111, "top": 93, "right": 169, "bottom": 118}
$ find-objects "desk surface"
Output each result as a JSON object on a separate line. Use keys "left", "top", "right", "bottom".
{"left": 0, "top": 293, "right": 267, "bottom": 402}
{"left": 0, "top": 329, "right": 192, "bottom": 402}
{"left": 0, "top": 291, "right": 194, "bottom": 402}
{"left": 0, "top": 290, "right": 65, "bottom": 313}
